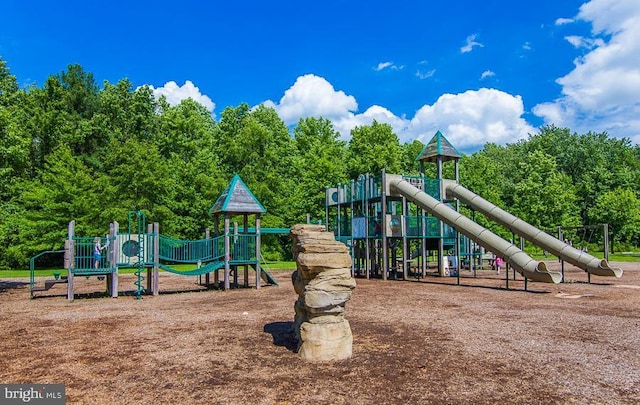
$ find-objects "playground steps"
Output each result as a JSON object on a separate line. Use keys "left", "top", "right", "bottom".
{"left": 32, "top": 278, "right": 69, "bottom": 292}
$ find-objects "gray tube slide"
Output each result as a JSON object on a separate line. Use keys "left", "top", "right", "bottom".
{"left": 443, "top": 180, "right": 622, "bottom": 278}
{"left": 388, "top": 176, "right": 561, "bottom": 283}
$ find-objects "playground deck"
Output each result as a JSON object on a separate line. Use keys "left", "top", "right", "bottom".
{"left": 2, "top": 261, "right": 639, "bottom": 404}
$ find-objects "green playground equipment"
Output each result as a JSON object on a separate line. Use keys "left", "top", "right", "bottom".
{"left": 30, "top": 174, "right": 279, "bottom": 301}
{"left": 128, "top": 210, "right": 147, "bottom": 300}
{"left": 325, "top": 133, "right": 465, "bottom": 281}
{"left": 326, "top": 130, "right": 621, "bottom": 286}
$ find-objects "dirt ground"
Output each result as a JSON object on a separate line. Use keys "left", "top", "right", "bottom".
{"left": 1, "top": 261, "right": 639, "bottom": 404}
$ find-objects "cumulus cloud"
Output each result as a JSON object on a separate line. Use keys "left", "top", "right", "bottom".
{"left": 264, "top": 75, "right": 534, "bottom": 150}
{"left": 534, "top": 0, "right": 640, "bottom": 143}
{"left": 404, "top": 88, "right": 535, "bottom": 149}
{"left": 480, "top": 70, "right": 495, "bottom": 80}
{"left": 522, "top": 42, "right": 532, "bottom": 50}
{"left": 147, "top": 80, "right": 215, "bottom": 112}
{"left": 263, "top": 74, "right": 358, "bottom": 125}
{"left": 461, "top": 34, "right": 484, "bottom": 53}
{"left": 332, "top": 105, "right": 410, "bottom": 140}
{"left": 555, "top": 17, "right": 575, "bottom": 25}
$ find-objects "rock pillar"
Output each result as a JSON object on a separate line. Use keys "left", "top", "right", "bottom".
{"left": 290, "top": 224, "right": 356, "bottom": 362}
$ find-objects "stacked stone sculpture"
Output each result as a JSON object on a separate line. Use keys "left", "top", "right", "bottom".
{"left": 290, "top": 224, "right": 356, "bottom": 362}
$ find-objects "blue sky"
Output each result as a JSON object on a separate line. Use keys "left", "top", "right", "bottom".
{"left": 1, "top": 0, "right": 639, "bottom": 152}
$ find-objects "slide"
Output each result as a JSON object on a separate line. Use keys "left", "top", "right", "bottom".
{"left": 388, "top": 176, "right": 562, "bottom": 283}
{"left": 442, "top": 180, "right": 622, "bottom": 278}
{"left": 260, "top": 269, "right": 279, "bottom": 286}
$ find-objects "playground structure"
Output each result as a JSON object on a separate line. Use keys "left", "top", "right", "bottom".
{"left": 31, "top": 175, "right": 278, "bottom": 300}
{"left": 325, "top": 131, "right": 623, "bottom": 286}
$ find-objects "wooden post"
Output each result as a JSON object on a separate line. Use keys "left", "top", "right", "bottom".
{"left": 205, "top": 228, "right": 210, "bottom": 286}
{"left": 224, "top": 214, "right": 230, "bottom": 290}
{"left": 106, "top": 222, "right": 115, "bottom": 297}
{"left": 243, "top": 215, "right": 249, "bottom": 287}
{"left": 255, "top": 215, "right": 261, "bottom": 289}
{"left": 147, "top": 223, "right": 153, "bottom": 293}
{"left": 350, "top": 179, "right": 356, "bottom": 278}
{"left": 558, "top": 226, "right": 565, "bottom": 283}
{"left": 381, "top": 170, "right": 388, "bottom": 280}
{"left": 402, "top": 195, "right": 408, "bottom": 280}
{"left": 455, "top": 159, "right": 461, "bottom": 285}
{"left": 153, "top": 222, "right": 159, "bottom": 295}
{"left": 364, "top": 174, "right": 370, "bottom": 280}
{"left": 436, "top": 156, "right": 445, "bottom": 277}
{"left": 67, "top": 221, "right": 75, "bottom": 301}
{"left": 603, "top": 223, "right": 609, "bottom": 262}
{"left": 111, "top": 221, "right": 119, "bottom": 298}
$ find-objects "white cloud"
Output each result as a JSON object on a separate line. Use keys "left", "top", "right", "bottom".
{"left": 264, "top": 75, "right": 534, "bottom": 150}
{"left": 263, "top": 74, "right": 358, "bottom": 125}
{"left": 534, "top": 0, "right": 640, "bottom": 143}
{"left": 416, "top": 69, "right": 436, "bottom": 79}
{"left": 555, "top": 17, "right": 575, "bottom": 25}
{"left": 332, "top": 105, "right": 410, "bottom": 139}
{"left": 461, "top": 34, "right": 484, "bottom": 53}
{"left": 147, "top": 80, "right": 215, "bottom": 112}
{"left": 404, "top": 88, "right": 535, "bottom": 149}
{"left": 375, "top": 62, "right": 393, "bottom": 71}
{"left": 374, "top": 62, "right": 403, "bottom": 71}
{"left": 564, "top": 35, "right": 605, "bottom": 49}
{"left": 480, "top": 70, "right": 495, "bottom": 80}
{"left": 522, "top": 42, "right": 532, "bottom": 50}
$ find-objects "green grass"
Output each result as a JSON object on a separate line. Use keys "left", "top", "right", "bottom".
{"left": 528, "top": 251, "right": 640, "bottom": 262}
{"left": 261, "top": 261, "right": 296, "bottom": 270}
{"left": 1, "top": 261, "right": 297, "bottom": 278}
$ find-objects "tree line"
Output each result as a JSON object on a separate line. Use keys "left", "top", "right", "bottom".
{"left": 0, "top": 59, "right": 638, "bottom": 268}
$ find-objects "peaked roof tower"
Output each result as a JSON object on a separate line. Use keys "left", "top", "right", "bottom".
{"left": 415, "top": 130, "right": 461, "bottom": 163}
{"left": 208, "top": 174, "right": 266, "bottom": 215}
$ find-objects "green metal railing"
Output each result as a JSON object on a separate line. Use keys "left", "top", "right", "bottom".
{"left": 158, "top": 235, "right": 224, "bottom": 263}
{"left": 229, "top": 234, "right": 257, "bottom": 262}
{"left": 401, "top": 175, "right": 441, "bottom": 200}
{"left": 73, "top": 236, "right": 117, "bottom": 274}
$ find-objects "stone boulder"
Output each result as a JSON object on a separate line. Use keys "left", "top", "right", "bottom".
{"left": 290, "top": 224, "right": 356, "bottom": 362}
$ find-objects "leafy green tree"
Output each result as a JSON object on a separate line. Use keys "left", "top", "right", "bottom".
{"left": 522, "top": 126, "right": 640, "bottom": 222}
{"left": 346, "top": 120, "right": 403, "bottom": 178}
{"left": 588, "top": 188, "right": 640, "bottom": 247}
{"left": 0, "top": 56, "right": 18, "bottom": 105}
{"left": 401, "top": 139, "right": 425, "bottom": 176}
{"left": 156, "top": 98, "right": 216, "bottom": 158}
{"left": 93, "top": 80, "right": 160, "bottom": 154}
{"left": 511, "top": 150, "right": 580, "bottom": 229}
{"left": 458, "top": 148, "right": 509, "bottom": 234}
{"left": 149, "top": 98, "right": 224, "bottom": 237}
{"left": 215, "top": 104, "right": 297, "bottom": 227}
{"left": 0, "top": 146, "right": 107, "bottom": 267}
{"left": 214, "top": 103, "right": 251, "bottom": 174}
{"left": 103, "top": 139, "right": 174, "bottom": 226}
{"left": 292, "top": 117, "right": 348, "bottom": 221}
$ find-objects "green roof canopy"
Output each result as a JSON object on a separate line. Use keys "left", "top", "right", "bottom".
{"left": 415, "top": 130, "right": 461, "bottom": 163}
{"left": 208, "top": 174, "right": 266, "bottom": 215}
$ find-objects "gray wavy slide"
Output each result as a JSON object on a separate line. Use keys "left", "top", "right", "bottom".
{"left": 442, "top": 180, "right": 622, "bottom": 278}
{"left": 388, "top": 175, "right": 562, "bottom": 283}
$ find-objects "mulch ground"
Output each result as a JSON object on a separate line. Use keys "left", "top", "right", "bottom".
{"left": 1, "top": 261, "right": 639, "bottom": 404}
